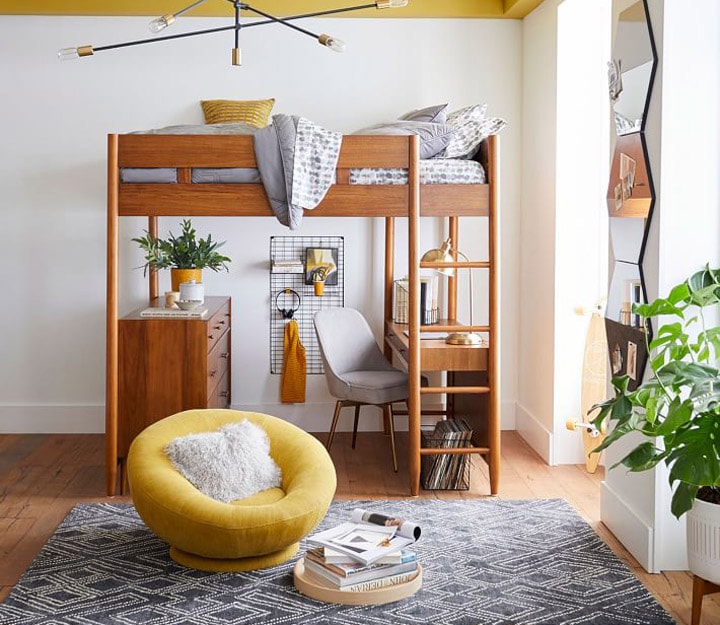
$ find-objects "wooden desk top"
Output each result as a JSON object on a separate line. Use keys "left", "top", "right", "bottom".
{"left": 385, "top": 321, "right": 488, "bottom": 372}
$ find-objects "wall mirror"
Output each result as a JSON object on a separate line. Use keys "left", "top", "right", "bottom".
{"left": 605, "top": 0, "right": 657, "bottom": 386}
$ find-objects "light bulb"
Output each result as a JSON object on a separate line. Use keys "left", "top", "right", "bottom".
{"left": 318, "top": 34, "right": 346, "bottom": 53}
{"left": 376, "top": 0, "right": 409, "bottom": 8}
{"left": 149, "top": 14, "right": 175, "bottom": 33}
{"left": 58, "top": 47, "right": 79, "bottom": 61}
{"left": 58, "top": 45, "right": 93, "bottom": 60}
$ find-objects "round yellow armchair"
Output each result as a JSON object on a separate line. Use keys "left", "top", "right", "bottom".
{"left": 127, "top": 409, "right": 337, "bottom": 572}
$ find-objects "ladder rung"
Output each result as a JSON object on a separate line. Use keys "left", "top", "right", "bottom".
{"left": 420, "top": 446, "right": 490, "bottom": 455}
{"left": 420, "top": 261, "right": 490, "bottom": 270}
{"left": 421, "top": 386, "right": 490, "bottom": 395}
{"left": 420, "top": 324, "right": 490, "bottom": 333}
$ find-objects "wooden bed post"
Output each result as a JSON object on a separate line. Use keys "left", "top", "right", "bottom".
{"left": 149, "top": 216, "right": 159, "bottom": 301}
{"left": 487, "top": 133, "right": 501, "bottom": 494}
{"left": 448, "top": 216, "right": 459, "bottom": 321}
{"left": 384, "top": 217, "right": 395, "bottom": 361}
{"left": 106, "top": 135, "right": 119, "bottom": 496}
{"left": 407, "top": 136, "right": 421, "bottom": 496}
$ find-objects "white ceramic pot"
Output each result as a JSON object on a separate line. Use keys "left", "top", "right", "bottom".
{"left": 687, "top": 497, "right": 720, "bottom": 584}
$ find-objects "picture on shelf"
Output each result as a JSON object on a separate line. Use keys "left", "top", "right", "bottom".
{"left": 305, "top": 247, "right": 339, "bottom": 285}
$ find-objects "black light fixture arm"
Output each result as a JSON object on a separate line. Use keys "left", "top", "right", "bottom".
{"left": 58, "top": 0, "right": 408, "bottom": 63}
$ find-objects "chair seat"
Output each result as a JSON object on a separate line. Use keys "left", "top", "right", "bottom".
{"left": 341, "top": 370, "right": 408, "bottom": 405}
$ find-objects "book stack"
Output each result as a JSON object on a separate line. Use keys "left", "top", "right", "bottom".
{"left": 421, "top": 418, "right": 473, "bottom": 490}
{"left": 139, "top": 306, "right": 208, "bottom": 318}
{"left": 304, "top": 508, "right": 421, "bottom": 594}
{"left": 393, "top": 275, "right": 439, "bottom": 325}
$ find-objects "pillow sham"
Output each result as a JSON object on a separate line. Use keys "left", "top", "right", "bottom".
{"left": 353, "top": 120, "right": 455, "bottom": 159}
{"left": 165, "top": 420, "right": 282, "bottom": 503}
{"left": 200, "top": 98, "right": 276, "bottom": 127}
{"left": 398, "top": 103, "right": 448, "bottom": 124}
{"left": 440, "top": 104, "right": 507, "bottom": 159}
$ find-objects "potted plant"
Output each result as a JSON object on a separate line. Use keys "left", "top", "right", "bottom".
{"left": 311, "top": 264, "right": 334, "bottom": 296}
{"left": 133, "top": 219, "right": 231, "bottom": 291}
{"left": 592, "top": 266, "right": 720, "bottom": 582}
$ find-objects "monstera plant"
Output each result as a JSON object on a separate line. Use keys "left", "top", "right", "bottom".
{"left": 592, "top": 266, "right": 720, "bottom": 582}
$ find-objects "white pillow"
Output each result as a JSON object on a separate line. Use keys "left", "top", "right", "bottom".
{"left": 353, "top": 120, "right": 456, "bottom": 159}
{"left": 165, "top": 420, "right": 282, "bottom": 502}
{"left": 439, "top": 104, "right": 507, "bottom": 159}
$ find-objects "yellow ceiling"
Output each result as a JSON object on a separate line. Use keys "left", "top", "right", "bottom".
{"left": 1, "top": 0, "right": 545, "bottom": 18}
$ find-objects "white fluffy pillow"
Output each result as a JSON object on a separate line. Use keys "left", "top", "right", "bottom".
{"left": 165, "top": 420, "right": 282, "bottom": 502}
{"left": 439, "top": 104, "right": 508, "bottom": 159}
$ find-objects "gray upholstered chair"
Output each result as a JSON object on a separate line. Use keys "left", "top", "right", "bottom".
{"left": 313, "top": 307, "right": 408, "bottom": 472}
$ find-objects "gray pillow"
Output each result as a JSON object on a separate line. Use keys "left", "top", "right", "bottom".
{"left": 353, "top": 121, "right": 455, "bottom": 159}
{"left": 438, "top": 104, "right": 508, "bottom": 159}
{"left": 165, "top": 420, "right": 282, "bottom": 502}
{"left": 399, "top": 103, "right": 448, "bottom": 124}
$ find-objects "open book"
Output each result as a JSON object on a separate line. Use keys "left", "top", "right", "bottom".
{"left": 307, "top": 508, "right": 421, "bottom": 565}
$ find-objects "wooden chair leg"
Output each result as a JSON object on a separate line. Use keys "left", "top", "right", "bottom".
{"left": 326, "top": 401, "right": 343, "bottom": 451}
{"left": 385, "top": 404, "right": 398, "bottom": 472}
{"left": 692, "top": 575, "right": 720, "bottom": 625}
{"left": 352, "top": 404, "right": 361, "bottom": 449}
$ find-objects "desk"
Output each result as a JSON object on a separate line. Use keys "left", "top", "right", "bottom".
{"left": 385, "top": 321, "right": 500, "bottom": 495}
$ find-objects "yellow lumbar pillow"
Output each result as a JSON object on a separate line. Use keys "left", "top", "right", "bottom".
{"left": 201, "top": 98, "right": 275, "bottom": 127}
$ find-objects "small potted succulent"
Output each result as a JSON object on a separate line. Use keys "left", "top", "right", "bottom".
{"left": 592, "top": 266, "right": 720, "bottom": 582}
{"left": 311, "top": 264, "right": 334, "bottom": 296}
{"left": 133, "top": 219, "right": 231, "bottom": 290}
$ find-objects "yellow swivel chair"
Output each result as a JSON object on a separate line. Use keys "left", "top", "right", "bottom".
{"left": 127, "top": 409, "right": 337, "bottom": 572}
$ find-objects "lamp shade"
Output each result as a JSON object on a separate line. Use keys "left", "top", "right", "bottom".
{"left": 420, "top": 238, "right": 454, "bottom": 276}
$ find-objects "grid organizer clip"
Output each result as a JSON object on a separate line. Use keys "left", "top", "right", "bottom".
{"left": 270, "top": 236, "right": 345, "bottom": 374}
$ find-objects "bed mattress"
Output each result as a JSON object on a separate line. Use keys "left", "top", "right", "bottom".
{"left": 120, "top": 158, "right": 486, "bottom": 185}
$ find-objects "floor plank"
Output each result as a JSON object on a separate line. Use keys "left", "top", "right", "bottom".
{"left": 0, "top": 431, "right": 718, "bottom": 623}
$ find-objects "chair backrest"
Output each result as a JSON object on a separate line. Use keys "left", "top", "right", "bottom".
{"left": 313, "top": 308, "right": 393, "bottom": 390}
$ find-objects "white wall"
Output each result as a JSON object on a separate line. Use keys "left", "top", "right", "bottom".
{"left": 517, "top": 0, "right": 609, "bottom": 464}
{"left": 0, "top": 16, "right": 522, "bottom": 433}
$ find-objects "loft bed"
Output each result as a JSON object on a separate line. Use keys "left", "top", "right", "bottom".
{"left": 106, "top": 131, "right": 499, "bottom": 497}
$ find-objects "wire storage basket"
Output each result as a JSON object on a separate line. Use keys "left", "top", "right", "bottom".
{"left": 420, "top": 419, "right": 472, "bottom": 490}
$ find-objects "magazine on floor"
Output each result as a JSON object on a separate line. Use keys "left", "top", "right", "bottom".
{"left": 306, "top": 508, "right": 421, "bottom": 565}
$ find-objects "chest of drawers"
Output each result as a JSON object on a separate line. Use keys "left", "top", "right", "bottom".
{"left": 118, "top": 296, "right": 231, "bottom": 460}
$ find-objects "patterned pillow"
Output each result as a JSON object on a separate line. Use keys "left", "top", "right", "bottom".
{"left": 399, "top": 103, "right": 448, "bottom": 124}
{"left": 439, "top": 104, "right": 507, "bottom": 159}
{"left": 353, "top": 120, "right": 455, "bottom": 159}
{"left": 200, "top": 98, "right": 276, "bottom": 127}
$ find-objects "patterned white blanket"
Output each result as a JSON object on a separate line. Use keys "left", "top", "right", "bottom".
{"left": 253, "top": 115, "right": 342, "bottom": 230}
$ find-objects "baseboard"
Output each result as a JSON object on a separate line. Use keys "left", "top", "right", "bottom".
{"left": 514, "top": 402, "right": 552, "bottom": 464}
{"left": 600, "top": 480, "right": 654, "bottom": 572}
{"left": 0, "top": 405, "right": 105, "bottom": 433}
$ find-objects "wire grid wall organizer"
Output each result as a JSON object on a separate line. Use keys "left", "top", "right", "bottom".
{"left": 270, "top": 236, "right": 344, "bottom": 374}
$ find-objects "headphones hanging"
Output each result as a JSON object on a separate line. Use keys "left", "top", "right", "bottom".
{"left": 275, "top": 288, "right": 301, "bottom": 319}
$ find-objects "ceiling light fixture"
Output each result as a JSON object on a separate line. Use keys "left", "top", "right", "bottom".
{"left": 58, "top": 0, "right": 408, "bottom": 66}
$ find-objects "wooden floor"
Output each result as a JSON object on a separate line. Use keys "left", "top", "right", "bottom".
{"left": 1, "top": 430, "right": 718, "bottom": 624}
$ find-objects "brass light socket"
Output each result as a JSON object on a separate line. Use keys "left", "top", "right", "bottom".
{"left": 232, "top": 47, "right": 242, "bottom": 66}
{"left": 318, "top": 34, "right": 331, "bottom": 46}
{"left": 77, "top": 45, "right": 94, "bottom": 57}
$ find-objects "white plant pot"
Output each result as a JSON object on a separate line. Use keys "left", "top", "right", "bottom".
{"left": 687, "top": 497, "right": 720, "bottom": 584}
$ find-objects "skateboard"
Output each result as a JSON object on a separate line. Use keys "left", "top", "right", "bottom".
{"left": 566, "top": 310, "right": 608, "bottom": 473}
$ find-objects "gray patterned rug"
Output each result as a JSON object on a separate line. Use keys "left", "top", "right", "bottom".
{"left": 0, "top": 499, "right": 675, "bottom": 625}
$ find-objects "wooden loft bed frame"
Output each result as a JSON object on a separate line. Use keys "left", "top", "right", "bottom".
{"left": 106, "top": 132, "right": 499, "bottom": 497}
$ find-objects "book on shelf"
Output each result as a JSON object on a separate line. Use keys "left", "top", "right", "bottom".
{"left": 271, "top": 259, "right": 304, "bottom": 274}
{"left": 303, "top": 559, "right": 420, "bottom": 592}
{"left": 304, "top": 549, "right": 418, "bottom": 587}
{"left": 306, "top": 508, "right": 421, "bottom": 566}
{"left": 139, "top": 306, "right": 208, "bottom": 318}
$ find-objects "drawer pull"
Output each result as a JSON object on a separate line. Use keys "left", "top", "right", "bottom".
{"left": 214, "top": 324, "right": 222, "bottom": 330}
{"left": 218, "top": 320, "right": 226, "bottom": 325}
{"left": 220, "top": 391, "right": 230, "bottom": 398}
{"left": 220, "top": 352, "right": 229, "bottom": 359}
{"left": 208, "top": 334, "right": 214, "bottom": 340}
{"left": 209, "top": 369, "right": 217, "bottom": 378}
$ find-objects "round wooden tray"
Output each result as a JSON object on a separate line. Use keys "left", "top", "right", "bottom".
{"left": 293, "top": 558, "right": 422, "bottom": 606}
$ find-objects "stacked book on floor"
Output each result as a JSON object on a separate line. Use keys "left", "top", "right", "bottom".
{"left": 303, "top": 508, "right": 422, "bottom": 593}
{"left": 421, "top": 418, "right": 473, "bottom": 490}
